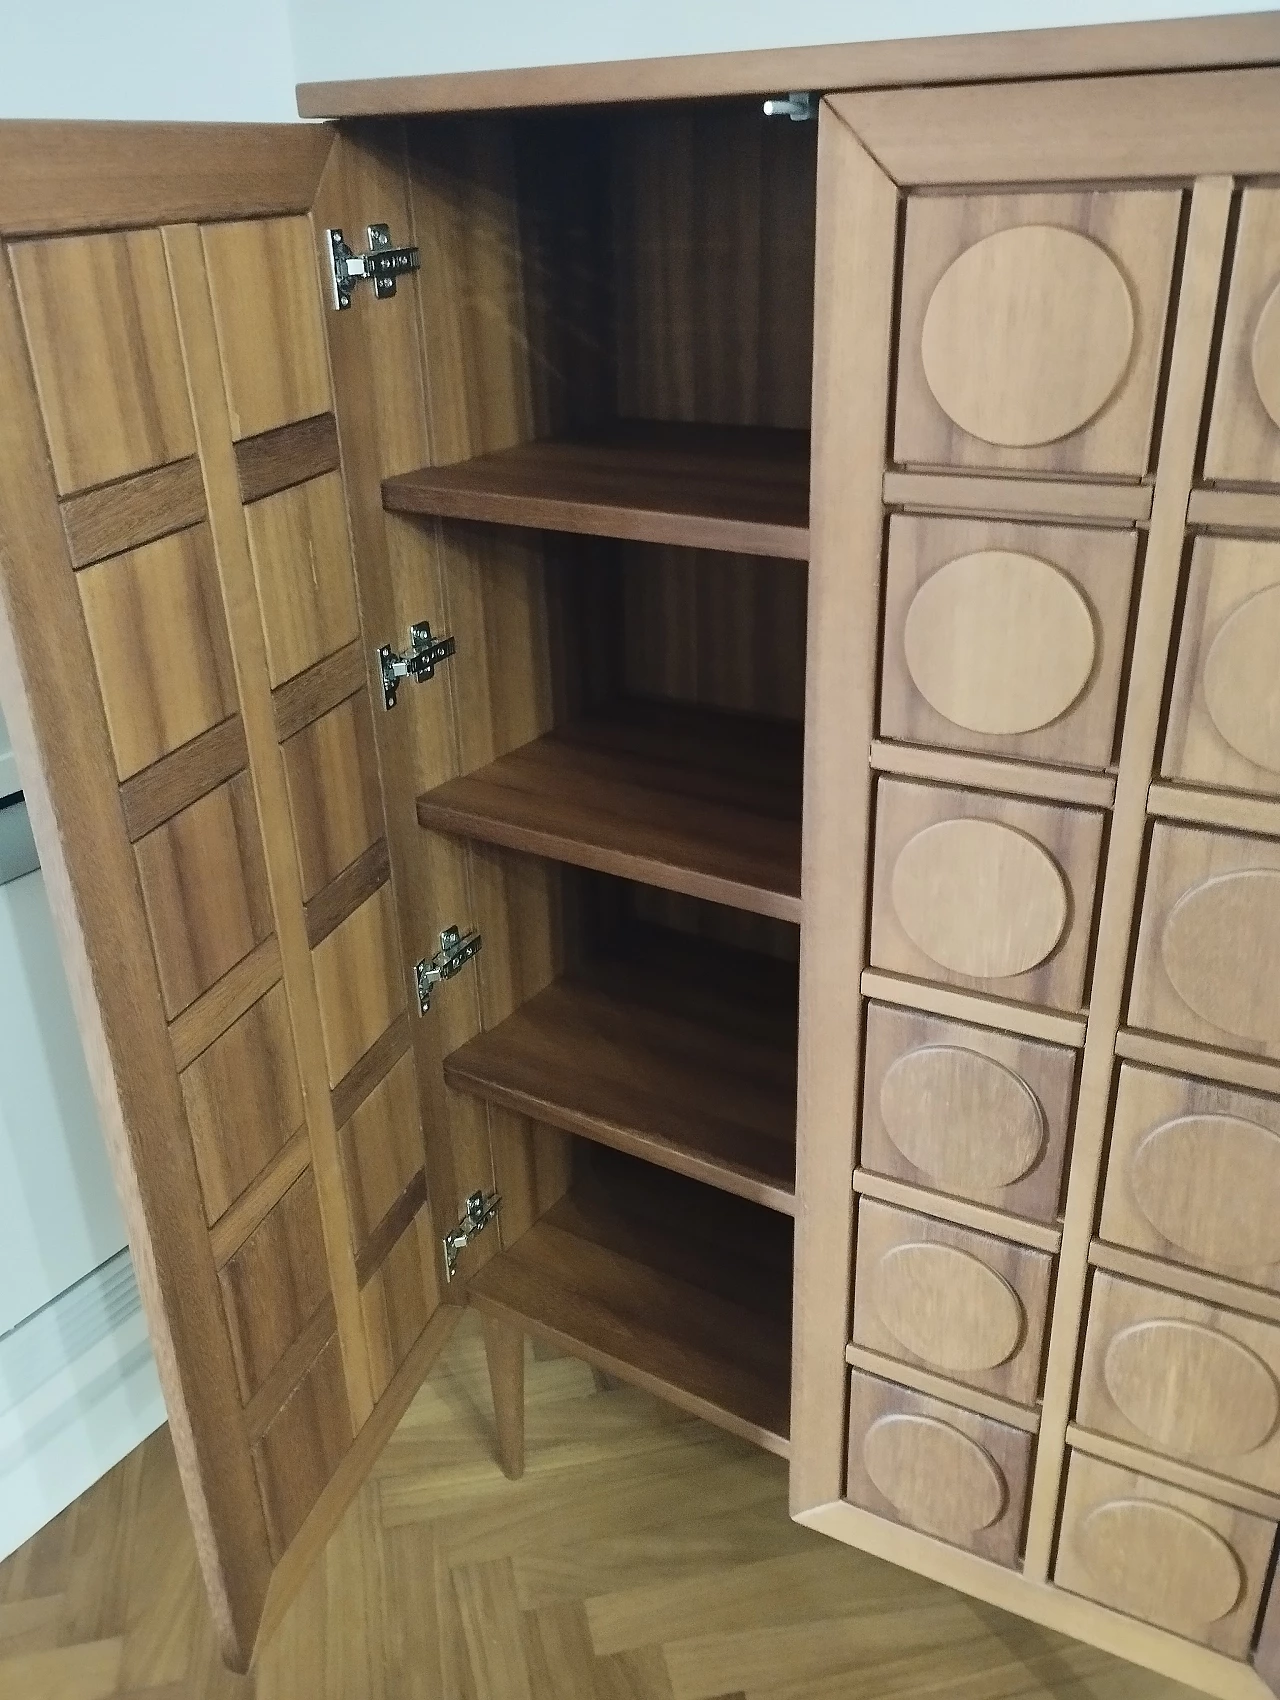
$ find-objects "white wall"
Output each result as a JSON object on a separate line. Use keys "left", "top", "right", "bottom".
{"left": 290, "top": 0, "right": 1279, "bottom": 85}
{"left": 1, "top": 0, "right": 297, "bottom": 121}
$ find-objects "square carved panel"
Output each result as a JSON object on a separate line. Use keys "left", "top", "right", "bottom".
{"left": 12, "top": 228, "right": 196, "bottom": 493}
{"left": 79, "top": 524, "right": 238, "bottom": 782}
{"left": 894, "top": 189, "right": 1180, "bottom": 477}
{"left": 134, "top": 771, "right": 274, "bottom": 1019}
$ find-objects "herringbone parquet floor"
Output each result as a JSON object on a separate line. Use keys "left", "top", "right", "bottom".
{"left": 0, "top": 1311, "right": 1201, "bottom": 1700}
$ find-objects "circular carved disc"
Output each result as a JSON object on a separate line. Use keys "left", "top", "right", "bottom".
{"left": 921, "top": 225, "right": 1135, "bottom": 448}
{"left": 892, "top": 819, "right": 1068, "bottom": 980}
{"left": 871, "top": 1241, "right": 1025, "bottom": 1372}
{"left": 1132, "top": 1112, "right": 1280, "bottom": 1269}
{"left": 904, "top": 551, "right": 1096, "bottom": 735}
{"left": 1077, "top": 1499, "right": 1242, "bottom": 1627}
{"left": 1252, "top": 278, "right": 1280, "bottom": 430}
{"left": 863, "top": 1413, "right": 1006, "bottom": 1540}
{"left": 880, "top": 1045, "right": 1046, "bottom": 1191}
{"left": 1103, "top": 1319, "right": 1280, "bottom": 1459}
{"left": 1203, "top": 584, "right": 1280, "bottom": 773}
{"left": 1161, "top": 868, "right": 1280, "bottom": 1044}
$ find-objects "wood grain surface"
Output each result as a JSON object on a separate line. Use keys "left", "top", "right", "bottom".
{"left": 1205, "top": 188, "right": 1280, "bottom": 485}
{"left": 0, "top": 198, "right": 273, "bottom": 1671}
{"left": 1099, "top": 1063, "right": 1280, "bottom": 1295}
{"left": 845, "top": 1368, "right": 1033, "bottom": 1567}
{"left": 61, "top": 456, "right": 207, "bottom": 569}
{"left": 0, "top": 119, "right": 332, "bottom": 236}
{"left": 236, "top": 412, "right": 341, "bottom": 505}
{"left": 788, "top": 105, "right": 899, "bottom": 1517}
{"left": 834, "top": 68, "right": 1280, "bottom": 186}
{"left": 1023, "top": 177, "right": 1234, "bottom": 1583}
{"left": 860, "top": 1002, "right": 1076, "bottom": 1222}
{"left": 1076, "top": 1271, "right": 1280, "bottom": 1495}
{"left": 296, "top": 12, "right": 1280, "bottom": 118}
{"left": 181, "top": 979, "right": 306, "bottom": 1227}
{"left": 881, "top": 514, "right": 1136, "bottom": 768}
{"left": 869, "top": 778, "right": 1104, "bottom": 1012}
{"left": 446, "top": 926, "right": 799, "bottom": 1213}
{"left": 470, "top": 1149, "right": 793, "bottom": 1458}
{"left": 134, "top": 770, "right": 275, "bottom": 1019}
{"left": 78, "top": 524, "right": 239, "bottom": 781}
{"left": 1054, "top": 1451, "right": 1276, "bottom": 1656}
{"left": 0, "top": 1308, "right": 1202, "bottom": 1700}
{"left": 892, "top": 188, "right": 1179, "bottom": 479}
{"left": 11, "top": 228, "right": 198, "bottom": 493}
{"left": 851, "top": 1199, "right": 1053, "bottom": 1407}
{"left": 382, "top": 421, "right": 811, "bottom": 560}
{"left": 118, "top": 715, "right": 248, "bottom": 842}
{"left": 417, "top": 700, "right": 803, "bottom": 923}
{"left": 280, "top": 688, "right": 383, "bottom": 902}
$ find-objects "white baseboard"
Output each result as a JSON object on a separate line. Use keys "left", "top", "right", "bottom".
{"left": 0, "top": 1248, "right": 166, "bottom": 1560}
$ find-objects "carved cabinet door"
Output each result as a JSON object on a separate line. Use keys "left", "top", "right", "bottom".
{"left": 0, "top": 139, "right": 463, "bottom": 1670}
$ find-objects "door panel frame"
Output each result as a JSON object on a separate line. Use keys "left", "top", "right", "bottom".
{"left": 793, "top": 68, "right": 1280, "bottom": 1700}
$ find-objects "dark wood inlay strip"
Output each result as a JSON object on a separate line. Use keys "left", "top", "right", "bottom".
{"left": 355, "top": 1169, "right": 428, "bottom": 1288}
{"left": 305, "top": 838, "right": 391, "bottom": 950}
{"left": 272, "top": 643, "right": 367, "bottom": 743}
{"left": 209, "top": 1130, "right": 311, "bottom": 1270}
{"left": 243, "top": 1300, "right": 338, "bottom": 1445}
{"left": 169, "top": 934, "right": 283, "bottom": 1071}
{"left": 62, "top": 457, "right": 207, "bottom": 569}
{"left": 330, "top": 1011, "right": 412, "bottom": 1133}
{"left": 236, "top": 413, "right": 341, "bottom": 505}
{"left": 119, "top": 715, "right": 248, "bottom": 841}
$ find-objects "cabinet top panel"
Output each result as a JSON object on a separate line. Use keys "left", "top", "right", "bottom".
{"left": 296, "top": 11, "right": 1280, "bottom": 118}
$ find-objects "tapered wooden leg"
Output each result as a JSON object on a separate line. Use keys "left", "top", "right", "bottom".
{"left": 480, "top": 1311, "right": 526, "bottom": 1480}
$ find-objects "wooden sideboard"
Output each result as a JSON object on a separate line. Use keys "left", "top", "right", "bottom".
{"left": 4, "top": 27, "right": 1280, "bottom": 1697}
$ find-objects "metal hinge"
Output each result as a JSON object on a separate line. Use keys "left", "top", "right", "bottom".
{"left": 762, "top": 92, "right": 815, "bottom": 121}
{"left": 378, "top": 620, "right": 456, "bottom": 709}
{"left": 443, "top": 1189, "right": 501, "bottom": 1281}
{"left": 415, "top": 925, "right": 482, "bottom": 1014}
{"left": 327, "top": 223, "right": 420, "bottom": 310}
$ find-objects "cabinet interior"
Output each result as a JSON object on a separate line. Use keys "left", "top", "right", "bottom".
{"left": 372, "top": 99, "right": 817, "bottom": 1449}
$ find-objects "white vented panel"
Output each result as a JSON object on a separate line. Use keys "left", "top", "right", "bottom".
{"left": 0, "top": 1248, "right": 164, "bottom": 1560}
{"left": 0, "top": 866, "right": 125, "bottom": 1336}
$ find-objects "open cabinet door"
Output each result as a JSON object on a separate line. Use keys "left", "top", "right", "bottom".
{"left": 0, "top": 128, "right": 466, "bottom": 1670}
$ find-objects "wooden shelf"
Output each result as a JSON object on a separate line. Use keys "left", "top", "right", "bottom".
{"left": 381, "top": 421, "right": 810, "bottom": 560}
{"left": 445, "top": 928, "right": 799, "bottom": 1214}
{"left": 468, "top": 1149, "right": 793, "bottom": 1457}
{"left": 416, "top": 699, "right": 803, "bottom": 922}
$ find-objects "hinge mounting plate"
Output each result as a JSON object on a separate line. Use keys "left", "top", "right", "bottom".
{"left": 378, "top": 620, "right": 456, "bottom": 710}
{"left": 444, "top": 1189, "right": 501, "bottom": 1281}
{"left": 327, "top": 223, "right": 420, "bottom": 310}
{"left": 415, "top": 925, "right": 482, "bottom": 1015}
